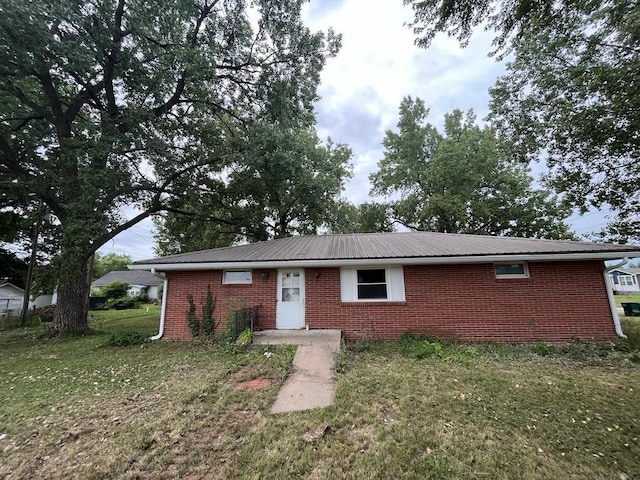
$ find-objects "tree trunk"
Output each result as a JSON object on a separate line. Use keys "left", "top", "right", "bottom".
{"left": 53, "top": 256, "right": 90, "bottom": 335}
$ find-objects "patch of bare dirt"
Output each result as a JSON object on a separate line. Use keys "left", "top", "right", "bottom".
{"left": 234, "top": 378, "right": 271, "bottom": 390}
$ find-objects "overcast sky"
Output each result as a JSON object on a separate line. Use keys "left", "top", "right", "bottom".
{"left": 99, "top": 0, "right": 608, "bottom": 261}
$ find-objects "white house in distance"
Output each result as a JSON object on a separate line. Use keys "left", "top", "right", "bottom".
{"left": 91, "top": 270, "right": 165, "bottom": 300}
{"left": 0, "top": 282, "right": 56, "bottom": 316}
{"left": 608, "top": 268, "right": 640, "bottom": 294}
{"left": 0, "top": 283, "right": 25, "bottom": 316}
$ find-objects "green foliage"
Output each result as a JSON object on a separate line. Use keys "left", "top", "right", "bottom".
{"left": 185, "top": 287, "right": 218, "bottom": 339}
{"left": 0, "top": 0, "right": 340, "bottom": 334}
{"left": 105, "top": 297, "right": 141, "bottom": 310}
{"left": 405, "top": 0, "right": 596, "bottom": 55}
{"left": 405, "top": 0, "right": 640, "bottom": 240}
{"left": 621, "top": 318, "right": 640, "bottom": 352}
{"left": 92, "top": 253, "right": 132, "bottom": 280}
{"left": 154, "top": 124, "right": 353, "bottom": 252}
{"left": 186, "top": 295, "right": 199, "bottom": 338}
{"left": 488, "top": 2, "right": 640, "bottom": 240}
{"left": 101, "top": 282, "right": 130, "bottom": 301}
{"left": 201, "top": 287, "right": 216, "bottom": 338}
{"left": 0, "top": 315, "right": 41, "bottom": 330}
{"left": 0, "top": 249, "right": 27, "bottom": 288}
{"left": 153, "top": 210, "right": 240, "bottom": 256}
{"left": 102, "top": 330, "right": 150, "bottom": 347}
{"left": 532, "top": 341, "right": 553, "bottom": 356}
{"left": 0, "top": 210, "right": 24, "bottom": 244}
{"left": 410, "top": 339, "right": 444, "bottom": 359}
{"left": 370, "top": 98, "right": 573, "bottom": 238}
{"left": 135, "top": 292, "right": 149, "bottom": 304}
{"left": 328, "top": 201, "right": 396, "bottom": 234}
{"left": 235, "top": 328, "right": 253, "bottom": 348}
{"left": 227, "top": 125, "right": 353, "bottom": 240}
{"left": 138, "top": 436, "right": 155, "bottom": 452}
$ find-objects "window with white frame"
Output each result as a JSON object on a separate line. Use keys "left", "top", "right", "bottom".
{"left": 340, "top": 266, "right": 405, "bottom": 302}
{"left": 357, "top": 269, "right": 387, "bottom": 299}
{"left": 619, "top": 275, "right": 635, "bottom": 286}
{"left": 494, "top": 262, "right": 529, "bottom": 278}
{"left": 222, "top": 270, "right": 252, "bottom": 284}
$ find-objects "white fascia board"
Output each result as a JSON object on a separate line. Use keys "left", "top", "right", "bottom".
{"left": 129, "top": 252, "right": 633, "bottom": 272}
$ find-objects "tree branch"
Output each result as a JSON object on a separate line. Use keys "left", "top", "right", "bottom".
{"left": 37, "top": 67, "right": 73, "bottom": 137}
{"left": 92, "top": 205, "right": 163, "bottom": 253}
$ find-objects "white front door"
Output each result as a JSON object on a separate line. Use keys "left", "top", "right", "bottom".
{"left": 276, "top": 269, "right": 305, "bottom": 329}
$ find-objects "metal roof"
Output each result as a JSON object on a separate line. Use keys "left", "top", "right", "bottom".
{"left": 92, "top": 270, "right": 165, "bottom": 287}
{"left": 132, "top": 232, "right": 640, "bottom": 268}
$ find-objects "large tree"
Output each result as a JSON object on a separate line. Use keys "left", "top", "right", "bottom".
{"left": 405, "top": 0, "right": 640, "bottom": 240}
{"left": 153, "top": 206, "right": 240, "bottom": 256}
{"left": 0, "top": 0, "right": 339, "bottom": 333}
{"left": 92, "top": 252, "right": 132, "bottom": 280}
{"left": 328, "top": 201, "right": 396, "bottom": 234}
{"left": 153, "top": 122, "right": 352, "bottom": 254}
{"left": 370, "top": 97, "right": 573, "bottom": 238}
{"left": 225, "top": 124, "right": 352, "bottom": 240}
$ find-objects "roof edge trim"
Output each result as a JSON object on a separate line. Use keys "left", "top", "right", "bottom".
{"left": 129, "top": 252, "right": 632, "bottom": 271}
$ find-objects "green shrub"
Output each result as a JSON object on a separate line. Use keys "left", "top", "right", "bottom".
{"left": 236, "top": 327, "right": 252, "bottom": 347}
{"left": 201, "top": 287, "right": 216, "bottom": 338}
{"left": 411, "top": 340, "right": 444, "bottom": 359}
{"left": 621, "top": 318, "right": 640, "bottom": 352}
{"left": 186, "top": 294, "right": 199, "bottom": 338}
{"left": 532, "top": 341, "right": 552, "bottom": 356}
{"left": 185, "top": 287, "right": 219, "bottom": 339}
{"left": 102, "top": 281, "right": 130, "bottom": 300}
{"left": 102, "top": 329, "right": 150, "bottom": 347}
{"left": 135, "top": 292, "right": 149, "bottom": 303}
{"left": 106, "top": 296, "right": 141, "bottom": 310}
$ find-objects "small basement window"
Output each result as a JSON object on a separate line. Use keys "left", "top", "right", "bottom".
{"left": 222, "top": 270, "right": 252, "bottom": 284}
{"left": 494, "top": 262, "right": 529, "bottom": 278}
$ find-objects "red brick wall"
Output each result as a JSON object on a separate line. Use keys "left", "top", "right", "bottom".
{"left": 163, "top": 269, "right": 277, "bottom": 340}
{"left": 161, "top": 261, "right": 617, "bottom": 342}
{"left": 305, "top": 261, "right": 616, "bottom": 341}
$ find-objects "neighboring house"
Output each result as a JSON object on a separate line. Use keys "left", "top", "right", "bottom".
{"left": 0, "top": 283, "right": 25, "bottom": 316}
{"left": 92, "top": 270, "right": 165, "bottom": 300}
{"left": 608, "top": 268, "right": 640, "bottom": 294}
{"left": 31, "top": 294, "right": 54, "bottom": 308}
{"left": 131, "top": 232, "right": 640, "bottom": 342}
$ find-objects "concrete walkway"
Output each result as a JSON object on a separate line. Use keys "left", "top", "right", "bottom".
{"left": 253, "top": 330, "right": 341, "bottom": 413}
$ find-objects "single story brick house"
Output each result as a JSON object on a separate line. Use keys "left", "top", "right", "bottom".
{"left": 131, "top": 232, "right": 640, "bottom": 342}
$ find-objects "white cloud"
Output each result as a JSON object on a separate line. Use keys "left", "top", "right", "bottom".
{"left": 305, "top": 0, "right": 507, "bottom": 204}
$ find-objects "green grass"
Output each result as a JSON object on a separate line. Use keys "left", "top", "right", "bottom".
{"left": 614, "top": 293, "right": 640, "bottom": 307}
{"left": 0, "top": 310, "right": 639, "bottom": 479}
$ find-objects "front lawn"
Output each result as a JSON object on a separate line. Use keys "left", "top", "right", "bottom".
{"left": 614, "top": 293, "right": 640, "bottom": 307}
{"left": 0, "top": 311, "right": 638, "bottom": 479}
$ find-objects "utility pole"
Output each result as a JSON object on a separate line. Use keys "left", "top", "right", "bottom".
{"left": 20, "top": 199, "right": 43, "bottom": 327}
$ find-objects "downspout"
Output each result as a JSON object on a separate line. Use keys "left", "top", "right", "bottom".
{"left": 151, "top": 278, "right": 168, "bottom": 341}
{"left": 604, "top": 258, "right": 628, "bottom": 338}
